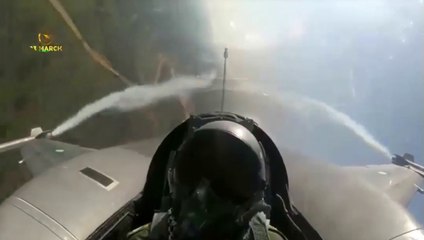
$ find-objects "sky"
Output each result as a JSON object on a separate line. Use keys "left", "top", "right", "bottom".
{"left": 205, "top": 0, "right": 424, "bottom": 224}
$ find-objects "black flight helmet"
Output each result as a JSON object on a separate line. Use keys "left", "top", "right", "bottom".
{"left": 174, "top": 120, "right": 267, "bottom": 204}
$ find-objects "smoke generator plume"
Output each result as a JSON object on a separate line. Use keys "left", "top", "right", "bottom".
{"left": 52, "top": 73, "right": 216, "bottom": 136}
{"left": 282, "top": 93, "right": 392, "bottom": 159}
{"left": 224, "top": 83, "right": 392, "bottom": 159}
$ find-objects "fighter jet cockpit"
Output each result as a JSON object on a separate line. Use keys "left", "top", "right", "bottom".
{"left": 132, "top": 112, "right": 322, "bottom": 240}
{"left": 1, "top": 0, "right": 423, "bottom": 240}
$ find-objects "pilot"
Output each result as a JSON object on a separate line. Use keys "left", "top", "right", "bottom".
{"left": 127, "top": 120, "right": 287, "bottom": 240}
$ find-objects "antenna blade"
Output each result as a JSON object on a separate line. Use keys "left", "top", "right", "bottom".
{"left": 220, "top": 48, "right": 228, "bottom": 112}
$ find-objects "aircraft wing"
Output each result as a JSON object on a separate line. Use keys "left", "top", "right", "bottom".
{"left": 280, "top": 148, "right": 424, "bottom": 240}
{"left": 21, "top": 139, "right": 94, "bottom": 176}
{"left": 0, "top": 142, "right": 152, "bottom": 240}
{"left": 119, "top": 138, "right": 163, "bottom": 158}
{"left": 343, "top": 164, "right": 424, "bottom": 206}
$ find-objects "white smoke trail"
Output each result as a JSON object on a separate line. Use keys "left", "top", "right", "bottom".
{"left": 224, "top": 83, "right": 392, "bottom": 159}
{"left": 282, "top": 93, "right": 393, "bottom": 159}
{"left": 52, "top": 73, "right": 216, "bottom": 136}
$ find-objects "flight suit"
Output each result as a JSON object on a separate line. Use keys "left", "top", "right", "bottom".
{"left": 127, "top": 214, "right": 287, "bottom": 240}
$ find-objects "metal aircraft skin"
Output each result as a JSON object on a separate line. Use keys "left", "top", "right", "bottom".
{"left": 0, "top": 88, "right": 423, "bottom": 240}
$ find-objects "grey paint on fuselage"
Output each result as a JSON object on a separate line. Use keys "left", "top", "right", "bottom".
{"left": 0, "top": 144, "right": 153, "bottom": 240}
{"left": 0, "top": 88, "right": 423, "bottom": 240}
{"left": 190, "top": 88, "right": 424, "bottom": 239}
{"left": 282, "top": 149, "right": 423, "bottom": 240}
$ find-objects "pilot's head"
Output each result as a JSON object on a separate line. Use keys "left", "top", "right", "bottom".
{"left": 168, "top": 120, "right": 269, "bottom": 239}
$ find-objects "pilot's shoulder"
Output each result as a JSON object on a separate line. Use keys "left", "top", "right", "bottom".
{"left": 268, "top": 225, "right": 288, "bottom": 240}
{"left": 127, "top": 223, "right": 151, "bottom": 240}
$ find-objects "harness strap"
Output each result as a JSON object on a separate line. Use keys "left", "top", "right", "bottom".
{"left": 127, "top": 224, "right": 151, "bottom": 240}
{"left": 248, "top": 213, "right": 271, "bottom": 240}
